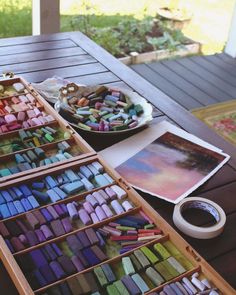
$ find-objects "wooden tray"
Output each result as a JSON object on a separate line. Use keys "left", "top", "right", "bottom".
{"left": 0, "top": 155, "right": 234, "bottom": 295}
{"left": 0, "top": 76, "right": 96, "bottom": 182}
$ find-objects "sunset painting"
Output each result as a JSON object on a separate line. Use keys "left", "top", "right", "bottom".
{"left": 116, "top": 132, "right": 226, "bottom": 203}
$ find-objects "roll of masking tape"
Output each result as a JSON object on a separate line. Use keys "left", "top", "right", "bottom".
{"left": 173, "top": 197, "right": 226, "bottom": 239}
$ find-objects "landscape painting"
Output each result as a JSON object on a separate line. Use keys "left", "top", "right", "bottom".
{"left": 116, "top": 131, "right": 227, "bottom": 203}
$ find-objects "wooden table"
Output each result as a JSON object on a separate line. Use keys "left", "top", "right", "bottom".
{"left": 0, "top": 32, "right": 236, "bottom": 293}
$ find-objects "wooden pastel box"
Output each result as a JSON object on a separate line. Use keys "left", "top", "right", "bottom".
{"left": 0, "top": 76, "right": 95, "bottom": 182}
{"left": 0, "top": 156, "right": 234, "bottom": 295}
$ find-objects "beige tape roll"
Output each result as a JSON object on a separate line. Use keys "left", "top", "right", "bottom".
{"left": 173, "top": 197, "right": 226, "bottom": 239}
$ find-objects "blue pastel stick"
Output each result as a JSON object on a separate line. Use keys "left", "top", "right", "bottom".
{"left": 45, "top": 176, "right": 57, "bottom": 188}
{"left": 27, "top": 196, "right": 40, "bottom": 208}
{"left": 47, "top": 189, "right": 61, "bottom": 202}
{"left": 33, "top": 269, "right": 47, "bottom": 287}
{"left": 131, "top": 273, "right": 149, "bottom": 293}
{"left": 52, "top": 187, "right": 67, "bottom": 199}
{"left": 94, "top": 175, "right": 110, "bottom": 187}
{"left": 5, "top": 239, "right": 14, "bottom": 253}
{"left": 32, "top": 182, "right": 45, "bottom": 190}
{"left": 30, "top": 249, "right": 48, "bottom": 268}
{"left": 12, "top": 187, "right": 23, "bottom": 198}
{"left": 8, "top": 166, "right": 20, "bottom": 174}
{"left": 0, "top": 204, "right": 11, "bottom": 218}
{"left": 82, "top": 248, "right": 100, "bottom": 266}
{"left": 13, "top": 201, "right": 25, "bottom": 214}
{"left": 64, "top": 169, "right": 80, "bottom": 182}
{"left": 7, "top": 202, "right": 18, "bottom": 216}
{"left": 1, "top": 190, "right": 13, "bottom": 202}
{"left": 0, "top": 193, "right": 5, "bottom": 204}
{"left": 32, "top": 190, "right": 49, "bottom": 203}
{"left": 61, "top": 181, "right": 84, "bottom": 194}
{"left": 21, "top": 198, "right": 33, "bottom": 211}
{"left": 52, "top": 243, "right": 63, "bottom": 257}
{"left": 41, "top": 208, "right": 54, "bottom": 222}
{"left": 80, "top": 166, "right": 93, "bottom": 180}
{"left": 8, "top": 189, "right": 18, "bottom": 201}
{"left": 19, "top": 184, "right": 32, "bottom": 197}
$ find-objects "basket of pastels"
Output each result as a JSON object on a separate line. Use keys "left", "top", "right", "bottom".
{"left": 55, "top": 83, "right": 153, "bottom": 134}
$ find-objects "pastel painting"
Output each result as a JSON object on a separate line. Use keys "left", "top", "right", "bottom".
{"left": 116, "top": 132, "right": 226, "bottom": 203}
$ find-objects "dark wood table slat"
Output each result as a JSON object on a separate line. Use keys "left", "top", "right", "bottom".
{"left": 1, "top": 54, "right": 96, "bottom": 74}
{"left": 0, "top": 47, "right": 86, "bottom": 66}
{"left": 0, "top": 39, "right": 76, "bottom": 56}
{"left": 20, "top": 63, "right": 108, "bottom": 83}
{"left": 69, "top": 71, "right": 121, "bottom": 86}
{"left": 203, "top": 54, "right": 236, "bottom": 76}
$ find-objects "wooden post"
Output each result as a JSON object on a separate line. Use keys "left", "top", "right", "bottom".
{"left": 225, "top": 2, "right": 236, "bottom": 57}
{"left": 32, "top": 0, "right": 60, "bottom": 35}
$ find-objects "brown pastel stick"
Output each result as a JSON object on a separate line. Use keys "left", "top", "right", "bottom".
{"left": 91, "top": 245, "right": 107, "bottom": 261}
{"left": 25, "top": 212, "right": 39, "bottom": 229}
{"left": 50, "top": 220, "right": 66, "bottom": 237}
{"left": 67, "top": 276, "right": 83, "bottom": 295}
{"left": 32, "top": 211, "right": 46, "bottom": 225}
{"left": 0, "top": 222, "right": 10, "bottom": 237}
{"left": 76, "top": 273, "right": 91, "bottom": 293}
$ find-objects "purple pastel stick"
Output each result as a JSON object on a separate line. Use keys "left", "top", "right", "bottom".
{"left": 122, "top": 200, "right": 133, "bottom": 211}
{"left": 71, "top": 255, "right": 84, "bottom": 272}
{"left": 92, "top": 191, "right": 106, "bottom": 205}
{"left": 60, "top": 203, "right": 68, "bottom": 215}
{"left": 5, "top": 239, "right": 14, "bottom": 253}
{"left": 105, "top": 187, "right": 117, "bottom": 200}
{"left": 30, "top": 249, "right": 48, "bottom": 267}
{"left": 18, "top": 234, "right": 28, "bottom": 245}
{"left": 96, "top": 230, "right": 106, "bottom": 247}
{"left": 40, "top": 225, "right": 54, "bottom": 240}
{"left": 78, "top": 208, "right": 92, "bottom": 225}
{"left": 98, "top": 189, "right": 110, "bottom": 201}
{"left": 66, "top": 203, "right": 78, "bottom": 220}
{"left": 53, "top": 204, "right": 65, "bottom": 217}
{"left": 52, "top": 243, "right": 63, "bottom": 257}
{"left": 46, "top": 205, "right": 59, "bottom": 219}
{"left": 61, "top": 217, "right": 72, "bottom": 233}
{"left": 25, "top": 231, "right": 39, "bottom": 246}
{"left": 16, "top": 220, "right": 28, "bottom": 234}
{"left": 49, "top": 261, "right": 66, "bottom": 280}
{"left": 83, "top": 201, "right": 94, "bottom": 214}
{"left": 90, "top": 212, "right": 99, "bottom": 224}
{"left": 101, "top": 204, "right": 113, "bottom": 218}
{"left": 121, "top": 275, "right": 141, "bottom": 295}
{"left": 40, "top": 208, "right": 53, "bottom": 222}
{"left": 111, "top": 200, "right": 125, "bottom": 215}
{"left": 85, "top": 194, "right": 98, "bottom": 207}
{"left": 95, "top": 206, "right": 107, "bottom": 221}
{"left": 11, "top": 237, "right": 25, "bottom": 251}
{"left": 35, "top": 229, "right": 46, "bottom": 243}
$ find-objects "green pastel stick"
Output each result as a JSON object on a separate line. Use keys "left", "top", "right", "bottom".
{"left": 154, "top": 261, "right": 175, "bottom": 281}
{"left": 175, "top": 254, "right": 194, "bottom": 271}
{"left": 154, "top": 243, "right": 171, "bottom": 260}
{"left": 144, "top": 223, "right": 155, "bottom": 229}
{"left": 106, "top": 284, "right": 120, "bottom": 295}
{"left": 44, "top": 133, "right": 54, "bottom": 142}
{"left": 113, "top": 280, "right": 130, "bottom": 295}
{"left": 122, "top": 257, "right": 135, "bottom": 275}
{"left": 145, "top": 267, "right": 165, "bottom": 286}
{"left": 93, "top": 266, "right": 108, "bottom": 287}
{"left": 141, "top": 246, "right": 159, "bottom": 264}
{"left": 130, "top": 254, "right": 142, "bottom": 272}
{"left": 78, "top": 123, "right": 91, "bottom": 130}
{"left": 167, "top": 257, "right": 186, "bottom": 274}
{"left": 163, "top": 241, "right": 181, "bottom": 256}
{"left": 133, "top": 249, "right": 150, "bottom": 269}
{"left": 116, "top": 226, "right": 136, "bottom": 231}
{"left": 162, "top": 260, "right": 179, "bottom": 278}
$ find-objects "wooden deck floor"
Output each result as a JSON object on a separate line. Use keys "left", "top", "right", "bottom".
{"left": 131, "top": 53, "right": 236, "bottom": 110}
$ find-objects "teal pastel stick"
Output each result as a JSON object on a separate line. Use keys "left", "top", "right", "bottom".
{"left": 131, "top": 273, "right": 150, "bottom": 293}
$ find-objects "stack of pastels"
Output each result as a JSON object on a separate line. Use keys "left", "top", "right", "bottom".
{"left": 16, "top": 227, "right": 107, "bottom": 289}
{"left": 43, "top": 240, "right": 197, "bottom": 295}
{"left": 98, "top": 213, "right": 162, "bottom": 254}
{"left": 0, "top": 140, "right": 78, "bottom": 178}
{"left": 1, "top": 185, "right": 134, "bottom": 253}
{"left": 0, "top": 82, "right": 26, "bottom": 98}
{"left": 59, "top": 84, "right": 144, "bottom": 132}
{"left": 0, "top": 162, "right": 115, "bottom": 219}
{"left": 0, "top": 125, "right": 63, "bottom": 157}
